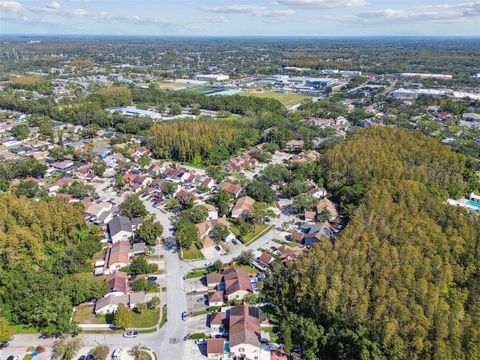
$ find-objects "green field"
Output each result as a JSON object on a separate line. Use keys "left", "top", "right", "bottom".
{"left": 240, "top": 91, "right": 310, "bottom": 106}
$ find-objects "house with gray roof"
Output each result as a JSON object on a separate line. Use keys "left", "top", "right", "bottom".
{"left": 108, "top": 215, "right": 133, "bottom": 243}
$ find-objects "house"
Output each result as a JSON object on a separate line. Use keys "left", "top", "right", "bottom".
{"left": 286, "top": 139, "right": 304, "bottom": 151}
{"left": 201, "top": 236, "right": 215, "bottom": 249}
{"left": 226, "top": 151, "right": 258, "bottom": 172}
{"left": 209, "top": 311, "right": 227, "bottom": 332}
{"left": 203, "top": 204, "right": 219, "bottom": 220}
{"left": 94, "top": 292, "right": 146, "bottom": 314}
{"left": 277, "top": 244, "right": 307, "bottom": 262}
{"left": 309, "top": 187, "right": 327, "bottom": 199}
{"left": 106, "top": 271, "right": 127, "bottom": 296}
{"left": 316, "top": 198, "right": 339, "bottom": 221}
{"left": 103, "top": 241, "right": 130, "bottom": 274}
{"left": 304, "top": 210, "right": 316, "bottom": 223}
{"left": 206, "top": 273, "right": 223, "bottom": 288}
{"left": 231, "top": 196, "right": 255, "bottom": 219}
{"left": 258, "top": 252, "right": 274, "bottom": 267}
{"left": 223, "top": 267, "right": 253, "bottom": 301}
{"left": 461, "top": 113, "right": 480, "bottom": 128}
{"left": 86, "top": 202, "right": 113, "bottom": 223}
{"left": 196, "top": 218, "right": 230, "bottom": 239}
{"left": 219, "top": 182, "right": 243, "bottom": 198}
{"left": 229, "top": 305, "right": 262, "bottom": 360}
{"left": 206, "top": 338, "right": 225, "bottom": 360}
{"left": 108, "top": 216, "right": 133, "bottom": 243}
{"left": 300, "top": 222, "right": 335, "bottom": 247}
{"left": 208, "top": 291, "right": 224, "bottom": 307}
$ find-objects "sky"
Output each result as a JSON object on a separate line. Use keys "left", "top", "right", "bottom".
{"left": 1, "top": 0, "right": 480, "bottom": 36}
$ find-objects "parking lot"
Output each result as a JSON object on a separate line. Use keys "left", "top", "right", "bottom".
{"left": 186, "top": 292, "right": 208, "bottom": 314}
{"left": 184, "top": 277, "right": 208, "bottom": 294}
{"left": 186, "top": 313, "right": 209, "bottom": 335}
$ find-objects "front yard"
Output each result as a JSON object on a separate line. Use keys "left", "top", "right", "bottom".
{"left": 181, "top": 243, "right": 204, "bottom": 260}
{"left": 73, "top": 305, "right": 160, "bottom": 329}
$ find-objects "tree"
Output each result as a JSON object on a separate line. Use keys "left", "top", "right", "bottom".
{"left": 92, "top": 161, "right": 107, "bottom": 176}
{"left": 316, "top": 209, "right": 332, "bottom": 222}
{"left": 237, "top": 250, "right": 254, "bottom": 266}
{"left": 39, "top": 119, "right": 54, "bottom": 139}
{"left": 137, "top": 155, "right": 151, "bottom": 168}
{"left": 147, "top": 297, "right": 160, "bottom": 309}
{"left": 212, "top": 260, "right": 223, "bottom": 272}
{"left": 136, "top": 217, "right": 163, "bottom": 245}
{"left": 128, "top": 256, "right": 158, "bottom": 275}
{"left": 15, "top": 179, "right": 40, "bottom": 198}
{"left": 90, "top": 345, "right": 109, "bottom": 360}
{"left": 114, "top": 303, "right": 131, "bottom": 329}
{"left": 175, "top": 219, "right": 199, "bottom": 249}
{"left": 119, "top": 195, "right": 148, "bottom": 219}
{"left": 52, "top": 338, "right": 82, "bottom": 360}
{"left": 11, "top": 124, "right": 29, "bottom": 140}
{"left": 177, "top": 191, "right": 195, "bottom": 208}
{"left": 135, "top": 303, "right": 147, "bottom": 314}
{"left": 245, "top": 181, "right": 276, "bottom": 203}
{"left": 178, "top": 205, "right": 208, "bottom": 224}
{"left": 161, "top": 181, "right": 177, "bottom": 197}
{"left": 292, "top": 193, "right": 317, "bottom": 213}
{"left": 216, "top": 190, "right": 231, "bottom": 216}
{"left": 210, "top": 224, "right": 229, "bottom": 243}
{"left": 0, "top": 317, "right": 14, "bottom": 343}
{"left": 169, "top": 103, "right": 182, "bottom": 115}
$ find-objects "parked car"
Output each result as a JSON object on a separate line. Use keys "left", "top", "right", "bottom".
{"left": 195, "top": 339, "right": 206, "bottom": 345}
{"left": 215, "top": 245, "right": 221, "bottom": 251}
{"left": 85, "top": 354, "right": 94, "bottom": 360}
{"left": 147, "top": 276, "right": 157, "bottom": 283}
{"left": 232, "top": 239, "right": 238, "bottom": 245}
{"left": 181, "top": 311, "right": 188, "bottom": 321}
{"left": 78, "top": 356, "right": 86, "bottom": 360}
{"left": 123, "top": 331, "right": 138, "bottom": 338}
{"left": 197, "top": 296, "right": 206, "bottom": 302}
{"left": 7, "top": 356, "right": 19, "bottom": 360}
{"left": 112, "top": 348, "right": 122, "bottom": 359}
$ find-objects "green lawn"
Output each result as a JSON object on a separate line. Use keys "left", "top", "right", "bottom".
{"left": 239, "top": 264, "right": 258, "bottom": 274}
{"left": 74, "top": 305, "right": 112, "bottom": 325}
{"left": 181, "top": 244, "right": 204, "bottom": 260}
{"left": 186, "top": 267, "right": 209, "bottom": 279}
{"left": 156, "top": 81, "right": 188, "bottom": 89}
{"left": 10, "top": 324, "right": 39, "bottom": 334}
{"left": 243, "top": 224, "right": 275, "bottom": 245}
{"left": 240, "top": 91, "right": 310, "bottom": 106}
{"left": 159, "top": 305, "right": 168, "bottom": 328}
{"left": 129, "top": 308, "right": 160, "bottom": 328}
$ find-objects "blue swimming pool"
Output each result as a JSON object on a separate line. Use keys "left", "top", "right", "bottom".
{"left": 467, "top": 200, "right": 480, "bottom": 209}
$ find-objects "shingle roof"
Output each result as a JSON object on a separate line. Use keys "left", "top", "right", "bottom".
{"left": 108, "top": 215, "right": 133, "bottom": 237}
{"left": 229, "top": 305, "right": 261, "bottom": 349}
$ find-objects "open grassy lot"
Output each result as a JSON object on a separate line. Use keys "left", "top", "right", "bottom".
{"left": 156, "top": 81, "right": 188, "bottom": 89}
{"left": 241, "top": 224, "right": 274, "bottom": 245}
{"left": 129, "top": 308, "right": 160, "bottom": 328}
{"left": 240, "top": 91, "right": 310, "bottom": 106}
{"left": 186, "top": 267, "right": 209, "bottom": 279}
{"left": 181, "top": 244, "right": 204, "bottom": 260}
{"left": 74, "top": 305, "right": 112, "bottom": 325}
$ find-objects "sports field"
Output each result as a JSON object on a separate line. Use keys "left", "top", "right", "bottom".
{"left": 240, "top": 91, "right": 310, "bottom": 106}
{"left": 156, "top": 81, "right": 189, "bottom": 89}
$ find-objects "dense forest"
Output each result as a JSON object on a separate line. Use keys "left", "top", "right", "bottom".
{"left": 262, "top": 127, "right": 480, "bottom": 360}
{"left": 0, "top": 194, "right": 107, "bottom": 335}
{"left": 147, "top": 119, "right": 261, "bottom": 164}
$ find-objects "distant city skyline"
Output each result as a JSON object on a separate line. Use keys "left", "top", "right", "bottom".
{"left": 1, "top": 0, "right": 480, "bottom": 36}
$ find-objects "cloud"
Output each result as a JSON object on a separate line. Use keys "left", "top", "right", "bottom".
{"left": 207, "top": 15, "right": 229, "bottom": 23}
{"left": 276, "top": 0, "right": 367, "bottom": 8}
{"left": 357, "top": 1, "right": 480, "bottom": 23}
{"left": 200, "top": 4, "right": 294, "bottom": 17}
{"left": 46, "top": 1, "right": 61, "bottom": 10}
{"left": 0, "top": 1, "right": 24, "bottom": 12}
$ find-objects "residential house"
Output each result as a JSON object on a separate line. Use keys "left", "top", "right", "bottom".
{"left": 223, "top": 267, "right": 253, "bottom": 301}
{"left": 196, "top": 218, "right": 231, "bottom": 247}
{"left": 219, "top": 182, "right": 243, "bottom": 198}
{"left": 226, "top": 151, "right": 258, "bottom": 172}
{"left": 208, "top": 290, "right": 224, "bottom": 307}
{"left": 300, "top": 222, "right": 336, "bottom": 248}
{"left": 108, "top": 216, "right": 133, "bottom": 243}
{"left": 206, "top": 338, "right": 225, "bottom": 360}
{"left": 209, "top": 311, "right": 227, "bottom": 332}
{"left": 106, "top": 271, "right": 127, "bottom": 296}
{"left": 94, "top": 291, "right": 146, "bottom": 314}
{"left": 286, "top": 139, "right": 304, "bottom": 152}
{"left": 203, "top": 204, "right": 219, "bottom": 220}
{"left": 258, "top": 252, "right": 274, "bottom": 268}
{"left": 316, "top": 198, "right": 339, "bottom": 221}
{"left": 229, "top": 305, "right": 262, "bottom": 360}
{"left": 206, "top": 273, "right": 223, "bottom": 288}
{"left": 86, "top": 202, "right": 114, "bottom": 224}
{"left": 277, "top": 244, "right": 307, "bottom": 262}
{"left": 103, "top": 240, "right": 130, "bottom": 274}
{"left": 231, "top": 196, "right": 255, "bottom": 218}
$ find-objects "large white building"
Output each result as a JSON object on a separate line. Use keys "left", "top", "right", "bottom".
{"left": 195, "top": 74, "right": 229, "bottom": 81}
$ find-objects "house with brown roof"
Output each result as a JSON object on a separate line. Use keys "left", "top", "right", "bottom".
{"left": 219, "top": 182, "right": 243, "bottom": 198}
{"left": 316, "top": 198, "right": 339, "bottom": 221}
{"left": 258, "top": 252, "right": 274, "bottom": 267}
{"left": 196, "top": 218, "right": 230, "bottom": 240}
{"left": 229, "top": 305, "right": 262, "bottom": 360}
{"left": 207, "top": 290, "right": 224, "bottom": 307}
{"left": 223, "top": 267, "right": 253, "bottom": 301}
{"left": 103, "top": 241, "right": 130, "bottom": 274}
{"left": 106, "top": 271, "right": 127, "bottom": 296}
{"left": 231, "top": 196, "right": 255, "bottom": 219}
{"left": 209, "top": 311, "right": 227, "bottom": 332}
{"left": 206, "top": 273, "right": 223, "bottom": 288}
{"left": 206, "top": 338, "right": 225, "bottom": 359}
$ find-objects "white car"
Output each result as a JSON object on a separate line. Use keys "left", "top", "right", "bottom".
{"left": 123, "top": 331, "right": 138, "bottom": 338}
